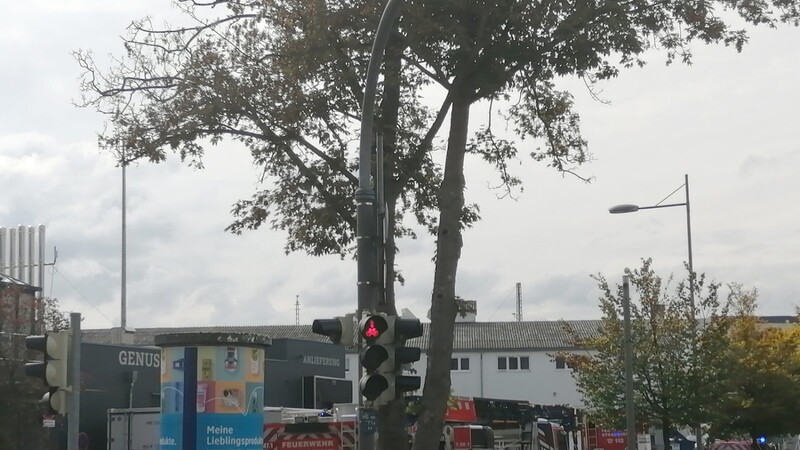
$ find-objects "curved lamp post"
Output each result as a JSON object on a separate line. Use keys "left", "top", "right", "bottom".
{"left": 609, "top": 173, "right": 694, "bottom": 310}
{"left": 609, "top": 174, "right": 695, "bottom": 450}
{"left": 353, "top": 6, "right": 403, "bottom": 450}
{"left": 356, "top": 0, "right": 403, "bottom": 315}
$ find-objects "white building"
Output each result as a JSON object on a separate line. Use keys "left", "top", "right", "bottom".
{"left": 84, "top": 314, "right": 795, "bottom": 408}
{"left": 84, "top": 316, "right": 601, "bottom": 408}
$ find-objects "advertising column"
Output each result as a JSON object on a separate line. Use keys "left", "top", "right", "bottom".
{"left": 155, "top": 333, "right": 271, "bottom": 450}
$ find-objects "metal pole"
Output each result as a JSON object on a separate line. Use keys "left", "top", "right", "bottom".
{"left": 68, "top": 312, "right": 81, "bottom": 450}
{"left": 128, "top": 370, "right": 137, "bottom": 450}
{"left": 121, "top": 150, "right": 127, "bottom": 329}
{"left": 357, "top": 6, "right": 402, "bottom": 450}
{"left": 376, "top": 134, "right": 386, "bottom": 308}
{"left": 684, "top": 174, "right": 694, "bottom": 312}
{"left": 684, "top": 174, "right": 703, "bottom": 450}
{"left": 357, "top": 0, "right": 401, "bottom": 314}
{"left": 623, "top": 276, "right": 636, "bottom": 450}
{"left": 38, "top": 225, "right": 46, "bottom": 297}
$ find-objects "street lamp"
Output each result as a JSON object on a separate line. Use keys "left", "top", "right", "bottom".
{"left": 609, "top": 174, "right": 699, "bottom": 450}
{"left": 609, "top": 173, "right": 694, "bottom": 310}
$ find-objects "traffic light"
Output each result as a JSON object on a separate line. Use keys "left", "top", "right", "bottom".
{"left": 393, "top": 317, "right": 423, "bottom": 394}
{"left": 312, "top": 313, "right": 356, "bottom": 346}
{"left": 24, "top": 330, "right": 71, "bottom": 415}
{"left": 358, "top": 314, "right": 423, "bottom": 406}
{"left": 359, "top": 314, "right": 392, "bottom": 403}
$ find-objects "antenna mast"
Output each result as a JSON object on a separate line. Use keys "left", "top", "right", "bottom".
{"left": 121, "top": 143, "right": 127, "bottom": 329}
{"left": 295, "top": 295, "right": 300, "bottom": 325}
{"left": 515, "top": 282, "right": 522, "bottom": 322}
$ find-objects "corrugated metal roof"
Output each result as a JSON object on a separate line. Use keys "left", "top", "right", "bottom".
{"left": 82, "top": 320, "right": 602, "bottom": 351}
{"left": 445, "top": 320, "right": 601, "bottom": 350}
{"left": 0, "top": 272, "right": 41, "bottom": 291}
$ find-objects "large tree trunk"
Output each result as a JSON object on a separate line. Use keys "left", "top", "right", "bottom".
{"left": 661, "top": 417, "right": 672, "bottom": 450}
{"left": 412, "top": 85, "right": 471, "bottom": 450}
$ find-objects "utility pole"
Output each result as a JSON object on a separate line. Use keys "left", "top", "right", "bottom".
{"left": 68, "top": 312, "right": 81, "bottom": 450}
{"left": 121, "top": 148, "right": 127, "bottom": 329}
{"left": 623, "top": 276, "right": 636, "bottom": 450}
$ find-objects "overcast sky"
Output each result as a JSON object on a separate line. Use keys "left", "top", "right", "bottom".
{"left": 1, "top": 1, "right": 798, "bottom": 330}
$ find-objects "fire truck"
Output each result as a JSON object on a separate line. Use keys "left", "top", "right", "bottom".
{"left": 264, "top": 403, "right": 495, "bottom": 450}
{"left": 263, "top": 405, "right": 358, "bottom": 450}
{"left": 406, "top": 395, "right": 583, "bottom": 450}
{"left": 260, "top": 397, "right": 503, "bottom": 450}
{"left": 430, "top": 395, "right": 630, "bottom": 450}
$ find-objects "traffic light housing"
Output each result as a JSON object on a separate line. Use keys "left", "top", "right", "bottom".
{"left": 43, "top": 389, "right": 69, "bottom": 416}
{"left": 312, "top": 313, "right": 356, "bottom": 346}
{"left": 393, "top": 317, "right": 423, "bottom": 394}
{"left": 358, "top": 314, "right": 423, "bottom": 406}
{"left": 24, "top": 330, "right": 71, "bottom": 415}
{"left": 358, "top": 314, "right": 392, "bottom": 403}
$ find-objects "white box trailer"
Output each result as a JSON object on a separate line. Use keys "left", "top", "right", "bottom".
{"left": 106, "top": 405, "right": 345, "bottom": 450}
{"left": 107, "top": 407, "right": 160, "bottom": 450}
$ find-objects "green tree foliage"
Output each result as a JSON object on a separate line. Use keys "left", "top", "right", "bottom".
{"left": 0, "top": 286, "right": 68, "bottom": 450}
{"left": 563, "top": 259, "right": 738, "bottom": 448}
{"left": 75, "top": 0, "right": 799, "bottom": 448}
{"left": 75, "top": 0, "right": 449, "bottom": 258}
{"left": 75, "top": 2, "right": 450, "bottom": 446}
{"left": 709, "top": 289, "right": 800, "bottom": 440}
{"left": 380, "top": 0, "right": 798, "bottom": 443}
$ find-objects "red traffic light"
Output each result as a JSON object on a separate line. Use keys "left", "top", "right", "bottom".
{"left": 365, "top": 320, "right": 380, "bottom": 338}
{"left": 360, "top": 316, "right": 388, "bottom": 342}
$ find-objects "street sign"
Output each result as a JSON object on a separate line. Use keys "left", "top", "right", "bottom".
{"left": 638, "top": 434, "right": 652, "bottom": 450}
{"left": 42, "top": 415, "right": 56, "bottom": 428}
{"left": 358, "top": 407, "right": 377, "bottom": 435}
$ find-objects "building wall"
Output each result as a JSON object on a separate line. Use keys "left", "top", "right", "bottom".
{"left": 79, "top": 343, "right": 162, "bottom": 450}
{"left": 266, "top": 339, "right": 348, "bottom": 408}
{"left": 345, "top": 352, "right": 359, "bottom": 402}
{"left": 344, "top": 349, "right": 586, "bottom": 406}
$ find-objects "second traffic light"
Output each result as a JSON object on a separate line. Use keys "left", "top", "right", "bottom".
{"left": 311, "top": 313, "right": 356, "bottom": 346}
{"left": 24, "top": 330, "right": 71, "bottom": 415}
{"left": 358, "top": 314, "right": 423, "bottom": 406}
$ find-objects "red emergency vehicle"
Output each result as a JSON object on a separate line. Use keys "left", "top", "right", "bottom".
{"left": 263, "top": 406, "right": 357, "bottom": 450}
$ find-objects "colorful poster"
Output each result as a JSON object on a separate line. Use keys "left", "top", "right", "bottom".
{"left": 246, "top": 347, "right": 262, "bottom": 383}
{"left": 198, "top": 413, "right": 264, "bottom": 450}
{"left": 196, "top": 346, "right": 264, "bottom": 450}
{"left": 159, "top": 344, "right": 265, "bottom": 450}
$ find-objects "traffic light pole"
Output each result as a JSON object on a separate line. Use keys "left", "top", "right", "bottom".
{"left": 68, "top": 312, "right": 81, "bottom": 450}
{"left": 358, "top": 0, "right": 401, "bottom": 447}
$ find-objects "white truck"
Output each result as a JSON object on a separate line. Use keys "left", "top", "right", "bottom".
{"left": 107, "top": 407, "right": 160, "bottom": 450}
